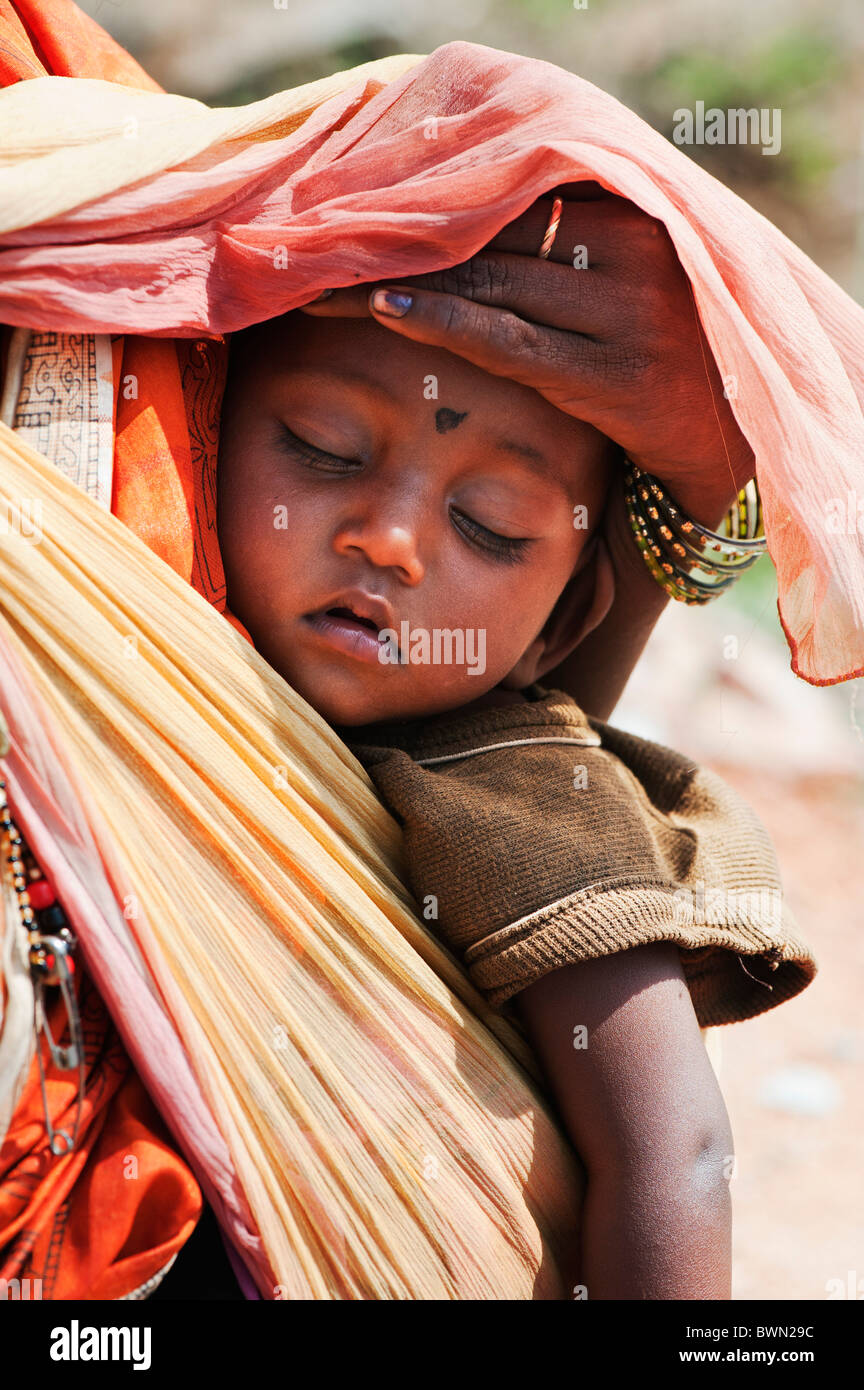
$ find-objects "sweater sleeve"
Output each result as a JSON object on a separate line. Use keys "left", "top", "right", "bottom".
{"left": 356, "top": 722, "right": 817, "bottom": 1029}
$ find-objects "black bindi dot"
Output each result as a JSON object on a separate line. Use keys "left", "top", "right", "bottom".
{"left": 435, "top": 407, "right": 469, "bottom": 434}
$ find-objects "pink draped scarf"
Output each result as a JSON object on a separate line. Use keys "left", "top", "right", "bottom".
{"left": 0, "top": 41, "right": 862, "bottom": 686}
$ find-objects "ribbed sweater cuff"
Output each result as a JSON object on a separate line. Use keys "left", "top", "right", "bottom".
{"left": 463, "top": 881, "right": 817, "bottom": 1027}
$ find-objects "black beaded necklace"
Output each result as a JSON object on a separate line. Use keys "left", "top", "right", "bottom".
{"left": 0, "top": 765, "right": 84, "bottom": 1156}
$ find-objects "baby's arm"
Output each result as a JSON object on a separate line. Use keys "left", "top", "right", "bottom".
{"left": 514, "top": 940, "right": 733, "bottom": 1300}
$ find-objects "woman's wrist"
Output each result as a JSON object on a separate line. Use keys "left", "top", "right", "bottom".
{"left": 662, "top": 473, "right": 747, "bottom": 535}
{"left": 634, "top": 418, "right": 755, "bottom": 534}
{"left": 609, "top": 447, "right": 750, "bottom": 596}
{"left": 542, "top": 457, "right": 742, "bottom": 721}
{"left": 524, "top": 443, "right": 752, "bottom": 720}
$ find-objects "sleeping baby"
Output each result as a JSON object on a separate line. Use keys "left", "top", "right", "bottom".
{"left": 216, "top": 295, "right": 816, "bottom": 1301}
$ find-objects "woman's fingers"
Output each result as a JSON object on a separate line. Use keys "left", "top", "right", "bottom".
{"left": 366, "top": 283, "right": 618, "bottom": 407}
{"left": 300, "top": 189, "right": 751, "bottom": 492}
{"left": 486, "top": 191, "right": 670, "bottom": 272}
{"left": 299, "top": 285, "right": 375, "bottom": 316}
{"left": 302, "top": 251, "right": 619, "bottom": 334}
{"left": 301, "top": 197, "right": 675, "bottom": 334}
{"left": 483, "top": 183, "right": 614, "bottom": 258}
{"left": 297, "top": 275, "right": 480, "bottom": 317}
{"left": 393, "top": 254, "right": 610, "bottom": 332}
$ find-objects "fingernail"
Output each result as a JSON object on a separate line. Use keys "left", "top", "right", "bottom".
{"left": 313, "top": 288, "right": 334, "bottom": 300}
{"left": 371, "top": 289, "right": 413, "bottom": 317}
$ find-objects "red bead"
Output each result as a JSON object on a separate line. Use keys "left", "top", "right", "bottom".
{"left": 27, "top": 879, "right": 56, "bottom": 910}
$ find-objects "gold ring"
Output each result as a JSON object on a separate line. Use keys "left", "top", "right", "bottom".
{"left": 538, "top": 196, "right": 563, "bottom": 258}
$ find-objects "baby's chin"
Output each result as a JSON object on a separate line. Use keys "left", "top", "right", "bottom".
{"left": 280, "top": 663, "right": 503, "bottom": 731}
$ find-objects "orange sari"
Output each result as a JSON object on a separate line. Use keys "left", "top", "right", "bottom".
{"left": 0, "top": 1, "right": 245, "bottom": 1300}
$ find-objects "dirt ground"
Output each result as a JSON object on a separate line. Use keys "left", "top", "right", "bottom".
{"left": 610, "top": 584, "right": 864, "bottom": 1303}
{"left": 711, "top": 766, "right": 864, "bottom": 1301}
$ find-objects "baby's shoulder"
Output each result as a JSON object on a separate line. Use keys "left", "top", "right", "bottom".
{"left": 343, "top": 683, "right": 603, "bottom": 778}
{"left": 343, "top": 682, "right": 775, "bottom": 891}
{"left": 338, "top": 688, "right": 815, "bottom": 1028}
{"left": 344, "top": 682, "right": 714, "bottom": 831}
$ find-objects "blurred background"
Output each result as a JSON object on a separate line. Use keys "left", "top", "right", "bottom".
{"left": 77, "top": 0, "right": 864, "bottom": 1301}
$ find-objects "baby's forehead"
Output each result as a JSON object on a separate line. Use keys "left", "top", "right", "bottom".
{"left": 235, "top": 312, "right": 564, "bottom": 427}
{"left": 236, "top": 311, "right": 482, "bottom": 394}
{"left": 230, "top": 311, "right": 614, "bottom": 497}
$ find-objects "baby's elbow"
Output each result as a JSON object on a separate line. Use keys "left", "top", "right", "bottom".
{"left": 606, "top": 1111, "right": 735, "bottom": 1197}
{"left": 587, "top": 1114, "right": 734, "bottom": 1206}
{"left": 687, "top": 1117, "right": 735, "bottom": 1200}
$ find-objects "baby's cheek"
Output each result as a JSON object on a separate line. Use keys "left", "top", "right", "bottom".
{"left": 218, "top": 501, "right": 278, "bottom": 629}
{"left": 456, "top": 618, "right": 526, "bottom": 685}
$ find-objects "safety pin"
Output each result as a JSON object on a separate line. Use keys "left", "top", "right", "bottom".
{"left": 31, "top": 932, "right": 85, "bottom": 1156}
{"left": 1, "top": 717, "right": 86, "bottom": 1157}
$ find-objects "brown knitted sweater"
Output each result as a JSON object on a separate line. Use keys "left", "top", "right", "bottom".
{"left": 336, "top": 684, "right": 817, "bottom": 1028}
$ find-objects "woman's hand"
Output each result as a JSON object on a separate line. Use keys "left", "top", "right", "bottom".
{"left": 301, "top": 185, "right": 754, "bottom": 528}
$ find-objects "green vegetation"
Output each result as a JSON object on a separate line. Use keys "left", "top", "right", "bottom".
{"left": 634, "top": 28, "right": 844, "bottom": 192}
{"left": 217, "top": 35, "right": 401, "bottom": 107}
{"left": 652, "top": 30, "right": 840, "bottom": 108}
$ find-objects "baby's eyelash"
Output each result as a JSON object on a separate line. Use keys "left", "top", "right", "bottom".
{"left": 275, "top": 425, "right": 531, "bottom": 563}
{"left": 451, "top": 509, "right": 533, "bottom": 564}
{"left": 275, "top": 422, "right": 359, "bottom": 472}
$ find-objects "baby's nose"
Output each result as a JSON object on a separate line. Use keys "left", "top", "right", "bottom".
{"left": 333, "top": 517, "right": 424, "bottom": 584}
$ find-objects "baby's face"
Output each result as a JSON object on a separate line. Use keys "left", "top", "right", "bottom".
{"left": 217, "top": 313, "right": 611, "bottom": 727}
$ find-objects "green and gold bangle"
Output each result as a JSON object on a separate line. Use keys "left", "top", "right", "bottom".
{"left": 622, "top": 457, "right": 767, "bottom": 604}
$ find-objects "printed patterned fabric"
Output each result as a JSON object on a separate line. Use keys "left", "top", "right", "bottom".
{"left": 0, "top": 325, "right": 253, "bottom": 1296}
{"left": 6, "top": 330, "right": 114, "bottom": 510}
{"left": 0, "top": 973, "right": 201, "bottom": 1301}
{"left": 111, "top": 334, "right": 234, "bottom": 614}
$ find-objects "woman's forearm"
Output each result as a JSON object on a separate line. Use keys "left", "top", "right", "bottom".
{"left": 542, "top": 468, "right": 672, "bottom": 719}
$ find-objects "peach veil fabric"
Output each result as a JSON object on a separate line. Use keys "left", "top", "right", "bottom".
{"left": 0, "top": 37, "right": 863, "bottom": 684}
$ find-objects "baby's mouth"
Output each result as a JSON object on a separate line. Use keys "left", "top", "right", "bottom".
{"left": 302, "top": 604, "right": 399, "bottom": 666}
{"left": 322, "top": 606, "right": 379, "bottom": 632}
